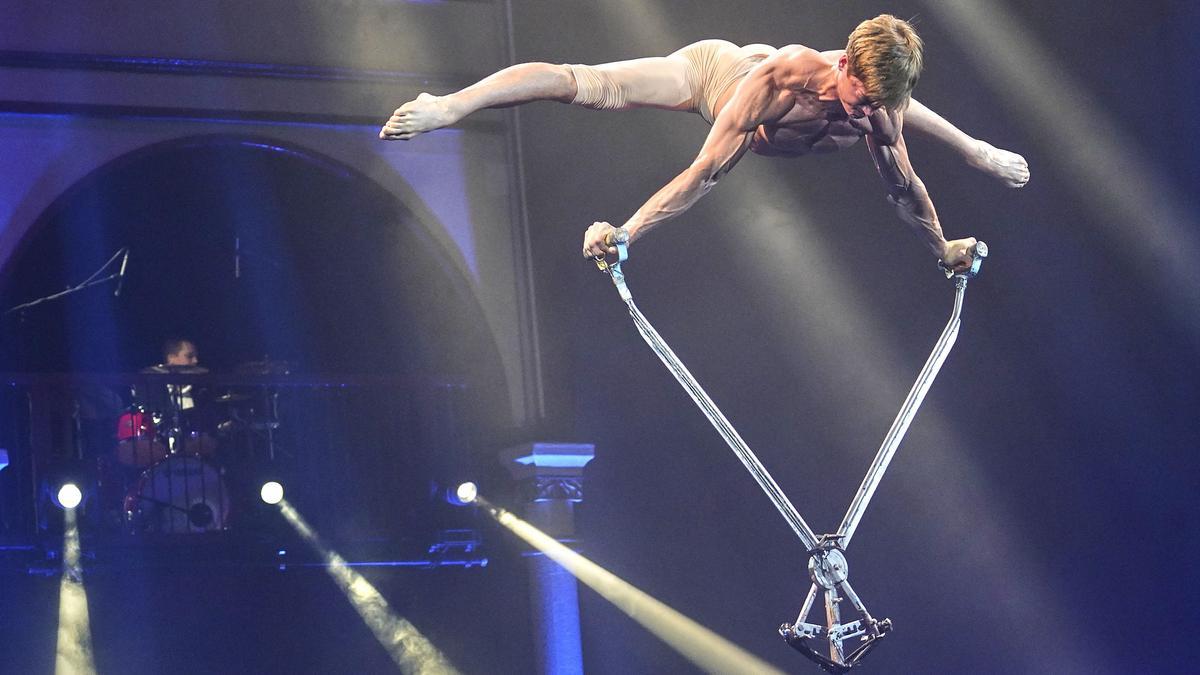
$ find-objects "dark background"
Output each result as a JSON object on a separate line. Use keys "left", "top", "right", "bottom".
{"left": 1, "top": 1, "right": 1197, "bottom": 673}
{"left": 513, "top": 1, "right": 1198, "bottom": 672}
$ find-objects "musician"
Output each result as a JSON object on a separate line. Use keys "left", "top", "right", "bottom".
{"left": 141, "top": 337, "right": 203, "bottom": 409}
{"left": 135, "top": 337, "right": 216, "bottom": 457}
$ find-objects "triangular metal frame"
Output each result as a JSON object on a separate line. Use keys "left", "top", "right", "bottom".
{"left": 596, "top": 240, "right": 987, "bottom": 672}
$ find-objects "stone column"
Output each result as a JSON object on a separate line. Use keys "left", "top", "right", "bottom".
{"left": 500, "top": 442, "right": 594, "bottom": 675}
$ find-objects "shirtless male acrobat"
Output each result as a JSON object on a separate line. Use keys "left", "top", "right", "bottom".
{"left": 379, "top": 14, "right": 1028, "bottom": 275}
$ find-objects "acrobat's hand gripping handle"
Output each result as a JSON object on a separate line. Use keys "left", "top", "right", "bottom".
{"left": 939, "top": 240, "right": 989, "bottom": 279}
{"left": 591, "top": 226, "right": 630, "bottom": 271}
{"left": 592, "top": 226, "right": 632, "bottom": 301}
{"left": 605, "top": 226, "right": 630, "bottom": 263}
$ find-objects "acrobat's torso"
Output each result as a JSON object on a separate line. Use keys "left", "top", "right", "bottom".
{"left": 751, "top": 96, "right": 872, "bottom": 156}
{"left": 709, "top": 46, "right": 882, "bottom": 157}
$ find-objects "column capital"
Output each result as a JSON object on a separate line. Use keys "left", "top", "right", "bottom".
{"left": 500, "top": 442, "right": 595, "bottom": 504}
{"left": 499, "top": 442, "right": 594, "bottom": 481}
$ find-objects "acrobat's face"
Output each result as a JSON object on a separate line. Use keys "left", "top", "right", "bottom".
{"left": 836, "top": 54, "right": 881, "bottom": 119}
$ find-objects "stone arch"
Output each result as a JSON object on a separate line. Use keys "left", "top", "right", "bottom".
{"left": 0, "top": 131, "right": 512, "bottom": 425}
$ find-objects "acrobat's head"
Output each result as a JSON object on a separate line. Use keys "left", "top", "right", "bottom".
{"left": 838, "top": 14, "right": 924, "bottom": 117}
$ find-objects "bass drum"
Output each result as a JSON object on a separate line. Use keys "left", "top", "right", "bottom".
{"left": 123, "top": 456, "right": 231, "bottom": 534}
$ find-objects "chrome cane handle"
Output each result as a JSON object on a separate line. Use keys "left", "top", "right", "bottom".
{"left": 939, "top": 240, "right": 988, "bottom": 279}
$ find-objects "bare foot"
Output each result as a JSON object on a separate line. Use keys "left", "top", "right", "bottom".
{"left": 379, "top": 93, "right": 461, "bottom": 141}
{"left": 972, "top": 140, "right": 1030, "bottom": 188}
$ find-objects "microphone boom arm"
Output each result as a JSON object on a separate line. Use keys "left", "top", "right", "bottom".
{"left": 3, "top": 246, "right": 129, "bottom": 317}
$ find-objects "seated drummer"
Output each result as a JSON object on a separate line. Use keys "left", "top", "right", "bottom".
{"left": 140, "top": 337, "right": 207, "bottom": 412}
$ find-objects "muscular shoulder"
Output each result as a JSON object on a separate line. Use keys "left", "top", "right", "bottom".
{"left": 758, "top": 45, "right": 830, "bottom": 90}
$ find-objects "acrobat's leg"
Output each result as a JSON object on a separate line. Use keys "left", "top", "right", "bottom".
{"left": 380, "top": 52, "right": 695, "bottom": 140}
{"left": 903, "top": 98, "right": 1030, "bottom": 188}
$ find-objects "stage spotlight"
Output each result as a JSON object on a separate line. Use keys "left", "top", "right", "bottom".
{"left": 453, "top": 482, "right": 477, "bottom": 505}
{"left": 260, "top": 481, "right": 284, "bottom": 505}
{"left": 57, "top": 483, "right": 83, "bottom": 510}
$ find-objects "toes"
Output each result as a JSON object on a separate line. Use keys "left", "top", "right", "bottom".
{"left": 380, "top": 127, "right": 412, "bottom": 141}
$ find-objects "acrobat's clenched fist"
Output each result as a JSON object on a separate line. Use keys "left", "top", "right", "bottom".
{"left": 940, "top": 237, "right": 979, "bottom": 274}
{"left": 583, "top": 222, "right": 621, "bottom": 258}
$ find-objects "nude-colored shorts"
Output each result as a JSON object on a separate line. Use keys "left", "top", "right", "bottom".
{"left": 675, "top": 39, "right": 776, "bottom": 123}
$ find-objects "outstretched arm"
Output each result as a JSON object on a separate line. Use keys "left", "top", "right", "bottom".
{"left": 864, "top": 117, "right": 977, "bottom": 273}
{"left": 583, "top": 61, "right": 793, "bottom": 257}
{"left": 583, "top": 115, "right": 752, "bottom": 255}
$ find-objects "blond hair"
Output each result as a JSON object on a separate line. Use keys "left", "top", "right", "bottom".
{"left": 845, "top": 14, "right": 924, "bottom": 110}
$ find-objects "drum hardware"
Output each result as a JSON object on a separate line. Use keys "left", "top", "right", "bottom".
{"left": 112, "top": 361, "right": 293, "bottom": 533}
{"left": 221, "top": 383, "right": 283, "bottom": 460}
{"left": 148, "top": 365, "right": 209, "bottom": 375}
{"left": 233, "top": 359, "right": 293, "bottom": 375}
{"left": 129, "top": 494, "right": 216, "bottom": 530}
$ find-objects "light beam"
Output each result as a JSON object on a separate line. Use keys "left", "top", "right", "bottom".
{"left": 55, "top": 508, "right": 95, "bottom": 675}
{"left": 277, "top": 500, "right": 459, "bottom": 675}
{"left": 478, "top": 495, "right": 784, "bottom": 675}
{"left": 926, "top": 0, "right": 1200, "bottom": 342}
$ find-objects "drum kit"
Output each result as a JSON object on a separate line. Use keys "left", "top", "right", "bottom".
{"left": 113, "top": 361, "right": 290, "bottom": 535}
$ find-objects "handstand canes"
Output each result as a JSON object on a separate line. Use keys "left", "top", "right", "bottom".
{"left": 594, "top": 231, "right": 987, "bottom": 673}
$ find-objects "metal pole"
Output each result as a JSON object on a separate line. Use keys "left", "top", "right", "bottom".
{"left": 836, "top": 277, "right": 968, "bottom": 546}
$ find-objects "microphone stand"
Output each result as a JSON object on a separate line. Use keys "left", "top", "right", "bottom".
{"left": 3, "top": 247, "right": 129, "bottom": 318}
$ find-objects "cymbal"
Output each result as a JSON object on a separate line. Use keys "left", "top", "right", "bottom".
{"left": 140, "top": 365, "right": 210, "bottom": 374}
{"left": 234, "top": 360, "right": 293, "bottom": 375}
{"left": 213, "top": 392, "right": 250, "bottom": 403}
